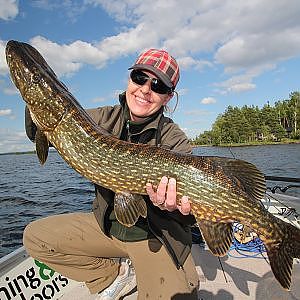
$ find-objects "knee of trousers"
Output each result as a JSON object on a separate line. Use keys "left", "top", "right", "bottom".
{"left": 23, "top": 220, "right": 50, "bottom": 259}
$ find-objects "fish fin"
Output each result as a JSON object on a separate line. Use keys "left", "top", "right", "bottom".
{"left": 35, "top": 128, "right": 49, "bottom": 165}
{"left": 114, "top": 192, "right": 147, "bottom": 227}
{"left": 266, "top": 246, "right": 293, "bottom": 290}
{"left": 265, "top": 222, "right": 300, "bottom": 290}
{"left": 209, "top": 157, "right": 266, "bottom": 201}
{"left": 25, "top": 105, "right": 37, "bottom": 142}
{"left": 198, "top": 220, "right": 233, "bottom": 256}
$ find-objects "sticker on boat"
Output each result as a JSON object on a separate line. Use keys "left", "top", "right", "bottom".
{"left": 0, "top": 249, "right": 77, "bottom": 300}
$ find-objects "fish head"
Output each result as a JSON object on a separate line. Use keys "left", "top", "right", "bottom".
{"left": 6, "top": 40, "right": 69, "bottom": 131}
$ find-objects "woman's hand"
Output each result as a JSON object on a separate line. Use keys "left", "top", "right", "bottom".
{"left": 145, "top": 176, "right": 191, "bottom": 215}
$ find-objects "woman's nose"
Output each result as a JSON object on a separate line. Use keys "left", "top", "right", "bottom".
{"left": 140, "top": 80, "right": 151, "bottom": 94}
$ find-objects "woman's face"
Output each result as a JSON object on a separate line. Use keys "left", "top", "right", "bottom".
{"left": 126, "top": 70, "right": 172, "bottom": 122}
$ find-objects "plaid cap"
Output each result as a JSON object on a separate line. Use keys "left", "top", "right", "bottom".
{"left": 129, "top": 49, "right": 180, "bottom": 89}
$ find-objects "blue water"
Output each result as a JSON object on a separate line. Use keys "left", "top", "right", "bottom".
{"left": 193, "top": 144, "right": 300, "bottom": 180}
{"left": 0, "top": 144, "right": 299, "bottom": 258}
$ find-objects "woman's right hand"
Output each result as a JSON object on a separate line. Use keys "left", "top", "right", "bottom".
{"left": 146, "top": 176, "right": 191, "bottom": 215}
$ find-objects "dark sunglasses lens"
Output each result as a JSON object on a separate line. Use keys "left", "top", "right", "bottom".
{"left": 150, "top": 79, "right": 170, "bottom": 94}
{"left": 130, "top": 70, "right": 147, "bottom": 85}
{"left": 130, "top": 70, "right": 171, "bottom": 94}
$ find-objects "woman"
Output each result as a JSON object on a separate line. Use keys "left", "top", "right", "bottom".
{"left": 23, "top": 48, "right": 199, "bottom": 299}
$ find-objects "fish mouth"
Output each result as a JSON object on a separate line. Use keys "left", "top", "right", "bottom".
{"left": 6, "top": 40, "right": 23, "bottom": 91}
{"left": 6, "top": 40, "right": 53, "bottom": 73}
{"left": 6, "top": 40, "right": 43, "bottom": 94}
{"left": 6, "top": 40, "right": 68, "bottom": 99}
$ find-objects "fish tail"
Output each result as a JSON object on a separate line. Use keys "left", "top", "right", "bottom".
{"left": 265, "top": 222, "right": 300, "bottom": 290}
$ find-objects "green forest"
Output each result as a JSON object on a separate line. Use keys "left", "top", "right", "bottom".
{"left": 193, "top": 91, "right": 300, "bottom": 146}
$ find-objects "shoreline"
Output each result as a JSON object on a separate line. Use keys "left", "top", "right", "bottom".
{"left": 192, "top": 139, "right": 300, "bottom": 148}
{"left": 0, "top": 140, "right": 299, "bottom": 155}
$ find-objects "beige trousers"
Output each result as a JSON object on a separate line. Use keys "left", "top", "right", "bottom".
{"left": 23, "top": 212, "right": 199, "bottom": 299}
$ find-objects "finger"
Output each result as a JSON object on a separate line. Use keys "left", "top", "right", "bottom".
{"left": 165, "top": 178, "right": 178, "bottom": 211}
{"left": 156, "top": 176, "right": 168, "bottom": 204}
{"left": 146, "top": 183, "right": 157, "bottom": 203}
{"left": 178, "top": 196, "right": 191, "bottom": 215}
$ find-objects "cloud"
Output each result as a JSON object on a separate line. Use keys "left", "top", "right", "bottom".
{"left": 177, "top": 88, "right": 188, "bottom": 96}
{"left": 215, "top": 31, "right": 300, "bottom": 74}
{"left": 3, "top": 85, "right": 18, "bottom": 95}
{"left": 177, "top": 56, "right": 212, "bottom": 71}
{"left": 27, "top": 24, "right": 158, "bottom": 77}
{"left": 228, "top": 83, "right": 256, "bottom": 93}
{"left": 30, "top": 0, "right": 88, "bottom": 23}
{"left": 0, "top": 109, "right": 12, "bottom": 116}
{"left": 0, "top": 75, "right": 18, "bottom": 95}
{"left": 90, "top": 96, "right": 106, "bottom": 103}
{"left": 29, "top": 36, "right": 106, "bottom": 77}
{"left": 1, "top": 0, "right": 300, "bottom": 94}
{"left": 184, "top": 109, "right": 211, "bottom": 116}
{"left": 0, "top": 40, "right": 8, "bottom": 75}
{"left": 215, "top": 68, "right": 264, "bottom": 94}
{"left": 0, "top": 128, "right": 34, "bottom": 154}
{"left": 201, "top": 97, "right": 216, "bottom": 104}
{"left": 91, "top": 0, "right": 300, "bottom": 95}
{"left": 0, "top": 0, "right": 18, "bottom": 20}
{"left": 0, "top": 108, "right": 16, "bottom": 120}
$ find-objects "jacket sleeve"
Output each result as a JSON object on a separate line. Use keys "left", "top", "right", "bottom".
{"left": 85, "top": 107, "right": 106, "bottom": 124}
{"left": 160, "top": 121, "right": 193, "bottom": 154}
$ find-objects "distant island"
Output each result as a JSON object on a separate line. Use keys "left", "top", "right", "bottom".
{"left": 192, "top": 91, "right": 299, "bottom": 146}
{"left": 0, "top": 151, "right": 36, "bottom": 156}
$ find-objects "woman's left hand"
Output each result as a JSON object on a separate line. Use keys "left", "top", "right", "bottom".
{"left": 145, "top": 176, "right": 191, "bottom": 215}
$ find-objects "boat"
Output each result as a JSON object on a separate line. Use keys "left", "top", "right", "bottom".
{"left": 1, "top": 177, "right": 299, "bottom": 299}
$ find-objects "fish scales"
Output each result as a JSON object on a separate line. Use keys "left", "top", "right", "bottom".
{"left": 6, "top": 40, "right": 300, "bottom": 290}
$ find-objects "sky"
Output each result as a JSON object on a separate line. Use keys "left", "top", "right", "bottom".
{"left": 0, "top": 0, "right": 299, "bottom": 153}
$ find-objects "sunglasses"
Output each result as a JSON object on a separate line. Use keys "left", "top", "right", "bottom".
{"left": 130, "top": 69, "right": 173, "bottom": 94}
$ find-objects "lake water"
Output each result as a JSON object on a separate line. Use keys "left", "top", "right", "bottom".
{"left": 0, "top": 144, "right": 299, "bottom": 258}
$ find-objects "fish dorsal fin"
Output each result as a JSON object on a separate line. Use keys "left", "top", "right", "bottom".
{"left": 36, "top": 128, "right": 49, "bottom": 165}
{"left": 209, "top": 157, "right": 266, "bottom": 201}
{"left": 198, "top": 220, "right": 233, "bottom": 256}
{"left": 114, "top": 192, "right": 147, "bottom": 227}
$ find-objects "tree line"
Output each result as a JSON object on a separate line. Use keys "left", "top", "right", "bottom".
{"left": 193, "top": 91, "right": 300, "bottom": 145}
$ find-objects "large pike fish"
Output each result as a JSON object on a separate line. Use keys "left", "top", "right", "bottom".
{"left": 6, "top": 40, "right": 300, "bottom": 290}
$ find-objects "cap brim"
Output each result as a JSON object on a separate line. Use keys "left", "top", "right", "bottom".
{"left": 128, "top": 64, "right": 173, "bottom": 88}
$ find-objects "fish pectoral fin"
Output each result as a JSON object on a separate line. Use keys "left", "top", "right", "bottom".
{"left": 114, "top": 192, "right": 147, "bottom": 227}
{"left": 198, "top": 220, "right": 233, "bottom": 256}
{"left": 35, "top": 128, "right": 49, "bottom": 165}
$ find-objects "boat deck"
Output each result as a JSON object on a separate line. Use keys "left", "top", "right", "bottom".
{"left": 1, "top": 243, "right": 299, "bottom": 299}
{"left": 194, "top": 245, "right": 300, "bottom": 300}
{"left": 57, "top": 244, "right": 300, "bottom": 300}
